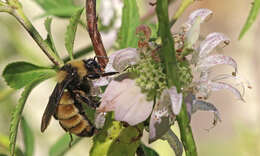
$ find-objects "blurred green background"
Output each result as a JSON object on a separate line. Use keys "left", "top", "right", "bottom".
{"left": 0, "top": 0, "right": 260, "bottom": 155}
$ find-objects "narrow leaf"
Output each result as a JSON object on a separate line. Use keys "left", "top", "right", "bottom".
{"left": 161, "top": 129, "right": 183, "bottom": 156}
{"left": 65, "top": 8, "right": 84, "bottom": 61}
{"left": 173, "top": 0, "right": 194, "bottom": 21}
{"left": 239, "top": 0, "right": 260, "bottom": 39}
{"left": 33, "top": 0, "right": 80, "bottom": 18}
{"left": 20, "top": 117, "right": 34, "bottom": 156}
{"left": 136, "top": 143, "right": 159, "bottom": 156}
{"left": 2, "top": 62, "right": 56, "bottom": 89}
{"left": 9, "top": 77, "right": 50, "bottom": 156}
{"left": 49, "top": 134, "right": 81, "bottom": 156}
{"left": 0, "top": 134, "right": 24, "bottom": 156}
{"left": 44, "top": 17, "right": 59, "bottom": 56}
{"left": 117, "top": 0, "right": 140, "bottom": 48}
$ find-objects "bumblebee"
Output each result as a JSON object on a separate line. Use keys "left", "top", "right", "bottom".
{"left": 41, "top": 59, "right": 116, "bottom": 136}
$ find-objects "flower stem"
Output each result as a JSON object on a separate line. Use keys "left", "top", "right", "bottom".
{"left": 156, "top": 0, "right": 180, "bottom": 90}
{"left": 176, "top": 102, "right": 197, "bottom": 156}
{"left": 86, "top": 0, "right": 108, "bottom": 68}
{"left": 156, "top": 0, "right": 198, "bottom": 155}
{"left": 3, "top": 0, "right": 63, "bottom": 67}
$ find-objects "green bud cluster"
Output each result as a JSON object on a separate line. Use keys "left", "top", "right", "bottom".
{"left": 177, "top": 61, "right": 193, "bottom": 88}
{"left": 129, "top": 49, "right": 167, "bottom": 101}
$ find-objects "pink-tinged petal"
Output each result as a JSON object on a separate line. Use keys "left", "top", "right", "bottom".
{"left": 98, "top": 78, "right": 130, "bottom": 112}
{"left": 94, "top": 112, "right": 107, "bottom": 129}
{"left": 185, "top": 8, "right": 213, "bottom": 30}
{"left": 199, "top": 71, "right": 210, "bottom": 82}
{"left": 112, "top": 48, "right": 139, "bottom": 72}
{"left": 98, "top": 77, "right": 153, "bottom": 125}
{"left": 105, "top": 48, "right": 139, "bottom": 73}
{"left": 199, "top": 32, "right": 230, "bottom": 58}
{"left": 149, "top": 90, "right": 176, "bottom": 143}
{"left": 212, "top": 74, "right": 252, "bottom": 96}
{"left": 185, "top": 17, "right": 201, "bottom": 48}
{"left": 92, "top": 77, "right": 110, "bottom": 87}
{"left": 209, "top": 81, "right": 245, "bottom": 102}
{"left": 197, "top": 54, "right": 238, "bottom": 73}
{"left": 167, "top": 87, "right": 183, "bottom": 115}
{"left": 184, "top": 93, "right": 196, "bottom": 121}
{"left": 192, "top": 100, "right": 221, "bottom": 126}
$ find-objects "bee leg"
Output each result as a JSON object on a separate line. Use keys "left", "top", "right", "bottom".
{"left": 76, "top": 93, "right": 100, "bottom": 109}
{"left": 68, "top": 133, "right": 73, "bottom": 148}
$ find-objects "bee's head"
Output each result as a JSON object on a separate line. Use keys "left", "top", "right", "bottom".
{"left": 83, "top": 59, "right": 102, "bottom": 74}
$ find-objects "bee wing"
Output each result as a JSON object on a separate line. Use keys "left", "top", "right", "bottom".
{"left": 41, "top": 73, "right": 76, "bottom": 132}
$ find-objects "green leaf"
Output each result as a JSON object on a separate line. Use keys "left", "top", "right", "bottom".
{"left": 117, "top": 0, "right": 140, "bottom": 49}
{"left": 173, "top": 0, "right": 194, "bottom": 20}
{"left": 239, "top": 0, "right": 260, "bottom": 39}
{"left": 44, "top": 17, "right": 59, "bottom": 57}
{"left": 49, "top": 134, "right": 81, "bottom": 156}
{"left": 21, "top": 117, "right": 34, "bottom": 156}
{"left": 9, "top": 76, "right": 53, "bottom": 156}
{"left": 0, "top": 133, "right": 24, "bottom": 156}
{"left": 161, "top": 129, "right": 183, "bottom": 156}
{"left": 90, "top": 113, "right": 143, "bottom": 156}
{"left": 33, "top": 0, "right": 80, "bottom": 18}
{"left": 65, "top": 8, "right": 84, "bottom": 61}
{"left": 3, "top": 62, "right": 56, "bottom": 89}
{"left": 136, "top": 143, "right": 159, "bottom": 156}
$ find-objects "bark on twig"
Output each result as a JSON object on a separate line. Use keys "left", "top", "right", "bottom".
{"left": 86, "top": 0, "right": 108, "bottom": 68}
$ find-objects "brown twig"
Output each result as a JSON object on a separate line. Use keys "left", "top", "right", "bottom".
{"left": 86, "top": 0, "right": 108, "bottom": 68}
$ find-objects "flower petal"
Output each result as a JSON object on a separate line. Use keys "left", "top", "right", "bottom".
{"left": 94, "top": 112, "right": 107, "bottom": 129}
{"left": 192, "top": 100, "right": 222, "bottom": 126}
{"left": 149, "top": 90, "right": 176, "bottom": 143}
{"left": 197, "top": 54, "right": 238, "bottom": 73}
{"left": 98, "top": 76, "right": 153, "bottom": 125}
{"left": 185, "top": 17, "right": 201, "bottom": 48}
{"left": 105, "top": 48, "right": 139, "bottom": 73}
{"left": 209, "top": 81, "right": 245, "bottom": 102}
{"left": 161, "top": 129, "right": 183, "bottom": 156}
{"left": 184, "top": 93, "right": 196, "bottom": 121}
{"left": 167, "top": 87, "right": 183, "bottom": 115}
{"left": 185, "top": 8, "right": 213, "bottom": 30}
{"left": 199, "top": 32, "right": 230, "bottom": 58}
{"left": 92, "top": 77, "right": 110, "bottom": 87}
